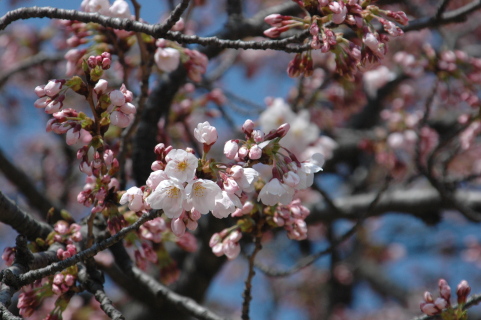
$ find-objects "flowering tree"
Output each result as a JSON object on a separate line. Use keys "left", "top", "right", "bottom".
{"left": 1, "top": 0, "right": 481, "bottom": 319}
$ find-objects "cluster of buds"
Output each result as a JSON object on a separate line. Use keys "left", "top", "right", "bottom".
{"left": 17, "top": 281, "right": 44, "bottom": 317}
{"left": 264, "top": 0, "right": 408, "bottom": 78}
{"left": 420, "top": 279, "right": 471, "bottom": 319}
{"left": 56, "top": 244, "right": 78, "bottom": 261}
{"left": 210, "top": 229, "right": 242, "bottom": 260}
{"left": 52, "top": 220, "right": 82, "bottom": 244}
{"left": 287, "top": 52, "right": 313, "bottom": 78}
{"left": 139, "top": 217, "right": 167, "bottom": 243}
{"left": 268, "top": 199, "right": 310, "bottom": 240}
{"left": 34, "top": 80, "right": 66, "bottom": 114}
{"left": 134, "top": 242, "right": 159, "bottom": 270}
{"left": 52, "top": 272, "right": 76, "bottom": 295}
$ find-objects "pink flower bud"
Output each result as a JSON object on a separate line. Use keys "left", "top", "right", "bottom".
{"left": 242, "top": 119, "right": 255, "bottom": 135}
{"left": 209, "top": 233, "right": 222, "bottom": 247}
{"left": 154, "top": 47, "right": 180, "bottom": 73}
{"left": 94, "top": 79, "right": 108, "bottom": 95}
{"left": 172, "top": 218, "right": 186, "bottom": 237}
{"left": 249, "top": 145, "right": 262, "bottom": 160}
{"left": 238, "top": 146, "right": 249, "bottom": 158}
{"left": 224, "top": 140, "right": 239, "bottom": 159}
{"left": 34, "top": 97, "right": 49, "bottom": 109}
{"left": 420, "top": 302, "right": 438, "bottom": 316}
{"left": 110, "top": 90, "right": 126, "bottom": 106}
{"left": 110, "top": 110, "right": 131, "bottom": 128}
{"left": 34, "top": 85, "right": 46, "bottom": 97}
{"left": 457, "top": 280, "right": 471, "bottom": 304}
{"left": 264, "top": 14, "right": 284, "bottom": 27}
{"left": 276, "top": 123, "right": 290, "bottom": 138}
{"left": 65, "top": 274, "right": 75, "bottom": 286}
{"left": 264, "top": 27, "right": 281, "bottom": 38}
{"left": 44, "top": 80, "right": 62, "bottom": 97}
{"left": 120, "top": 102, "right": 136, "bottom": 115}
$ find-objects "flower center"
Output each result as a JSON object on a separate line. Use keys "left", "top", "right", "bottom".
{"left": 193, "top": 182, "right": 206, "bottom": 197}
{"left": 167, "top": 186, "right": 180, "bottom": 198}
{"left": 177, "top": 160, "right": 188, "bottom": 172}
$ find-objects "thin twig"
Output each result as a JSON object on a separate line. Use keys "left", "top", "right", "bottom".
{"left": 157, "top": 0, "right": 190, "bottom": 34}
{"left": 241, "top": 222, "right": 264, "bottom": 320}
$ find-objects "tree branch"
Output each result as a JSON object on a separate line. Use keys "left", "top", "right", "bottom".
{"left": 0, "top": 191, "right": 53, "bottom": 241}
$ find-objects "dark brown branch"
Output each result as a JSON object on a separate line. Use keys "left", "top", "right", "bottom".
{"left": 4, "top": 210, "right": 161, "bottom": 289}
{"left": 403, "top": 0, "right": 481, "bottom": 32}
{"left": 158, "top": 0, "right": 190, "bottom": 34}
{"left": 0, "top": 303, "right": 22, "bottom": 320}
{"left": 0, "top": 191, "right": 53, "bottom": 241}
{"left": 241, "top": 224, "right": 263, "bottom": 320}
{"left": 78, "top": 263, "right": 125, "bottom": 320}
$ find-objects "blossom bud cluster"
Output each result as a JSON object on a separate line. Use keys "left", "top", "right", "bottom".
{"left": 264, "top": 0, "right": 408, "bottom": 78}
{"left": 210, "top": 229, "right": 242, "bottom": 260}
{"left": 52, "top": 272, "right": 76, "bottom": 295}
{"left": 269, "top": 199, "right": 310, "bottom": 240}
{"left": 52, "top": 220, "right": 82, "bottom": 244}
{"left": 420, "top": 279, "right": 471, "bottom": 316}
{"left": 134, "top": 242, "right": 159, "bottom": 270}
{"left": 77, "top": 148, "right": 120, "bottom": 205}
{"left": 34, "top": 80, "right": 66, "bottom": 114}
{"left": 18, "top": 282, "right": 44, "bottom": 317}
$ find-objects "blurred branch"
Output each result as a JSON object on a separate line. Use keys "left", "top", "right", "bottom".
{"left": 0, "top": 149, "right": 62, "bottom": 222}
{"left": 109, "top": 240, "right": 229, "bottom": 320}
{"left": 403, "top": 0, "right": 481, "bottom": 32}
{"left": 0, "top": 52, "right": 63, "bottom": 89}
{"left": 307, "top": 188, "right": 481, "bottom": 223}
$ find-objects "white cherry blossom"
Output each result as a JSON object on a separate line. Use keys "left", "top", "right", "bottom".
{"left": 258, "top": 178, "right": 295, "bottom": 206}
{"left": 194, "top": 121, "right": 218, "bottom": 145}
{"left": 212, "top": 191, "right": 242, "bottom": 218}
{"left": 164, "top": 149, "right": 198, "bottom": 182}
{"left": 119, "top": 186, "right": 145, "bottom": 212}
{"left": 184, "top": 179, "right": 222, "bottom": 214}
{"left": 146, "top": 178, "right": 185, "bottom": 218}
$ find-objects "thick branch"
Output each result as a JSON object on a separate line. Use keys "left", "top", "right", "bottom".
{"left": 0, "top": 191, "right": 52, "bottom": 241}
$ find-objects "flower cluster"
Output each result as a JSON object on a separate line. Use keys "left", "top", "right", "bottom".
{"left": 420, "top": 279, "right": 471, "bottom": 319}
{"left": 120, "top": 118, "right": 323, "bottom": 259}
{"left": 264, "top": 0, "right": 408, "bottom": 78}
